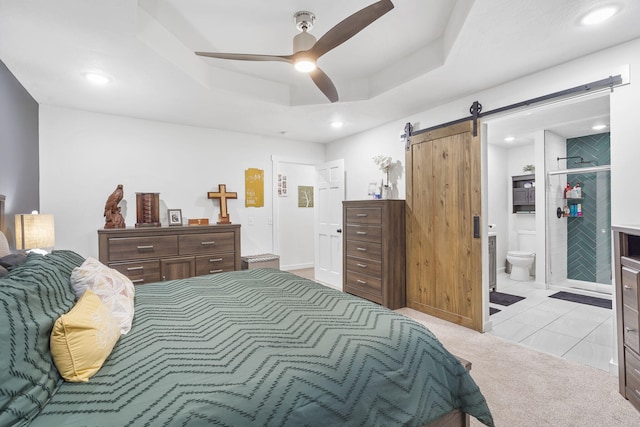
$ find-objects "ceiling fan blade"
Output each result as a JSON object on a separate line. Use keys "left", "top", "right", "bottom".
{"left": 310, "top": 68, "right": 339, "bottom": 103}
{"left": 195, "top": 52, "right": 293, "bottom": 63}
{"left": 309, "top": 0, "right": 394, "bottom": 59}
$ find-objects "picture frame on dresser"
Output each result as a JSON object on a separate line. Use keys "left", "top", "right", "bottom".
{"left": 168, "top": 209, "right": 182, "bottom": 226}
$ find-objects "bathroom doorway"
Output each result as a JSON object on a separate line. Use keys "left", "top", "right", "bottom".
{"left": 485, "top": 91, "right": 611, "bottom": 291}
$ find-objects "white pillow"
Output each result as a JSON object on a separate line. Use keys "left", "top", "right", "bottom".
{"left": 70, "top": 257, "right": 135, "bottom": 334}
{"left": 0, "top": 231, "right": 9, "bottom": 258}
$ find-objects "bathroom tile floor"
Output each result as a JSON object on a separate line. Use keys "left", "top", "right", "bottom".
{"left": 489, "top": 272, "right": 615, "bottom": 372}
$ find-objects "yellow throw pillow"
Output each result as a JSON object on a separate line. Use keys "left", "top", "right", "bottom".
{"left": 50, "top": 289, "right": 121, "bottom": 382}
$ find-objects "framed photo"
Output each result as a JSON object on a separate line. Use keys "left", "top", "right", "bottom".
{"left": 168, "top": 209, "right": 183, "bottom": 226}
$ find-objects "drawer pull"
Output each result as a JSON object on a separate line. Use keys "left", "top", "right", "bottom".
{"left": 201, "top": 241, "right": 216, "bottom": 246}
{"left": 356, "top": 213, "right": 368, "bottom": 217}
{"left": 209, "top": 269, "right": 223, "bottom": 273}
{"left": 209, "top": 258, "right": 223, "bottom": 262}
{"left": 357, "top": 279, "right": 367, "bottom": 284}
{"left": 356, "top": 247, "right": 367, "bottom": 252}
{"left": 624, "top": 285, "right": 633, "bottom": 290}
{"left": 126, "top": 266, "right": 144, "bottom": 271}
{"left": 357, "top": 263, "right": 367, "bottom": 268}
{"left": 626, "top": 327, "right": 637, "bottom": 333}
{"left": 634, "top": 368, "right": 640, "bottom": 376}
{"left": 131, "top": 279, "right": 144, "bottom": 284}
{"left": 356, "top": 231, "right": 367, "bottom": 235}
{"left": 137, "top": 245, "right": 154, "bottom": 250}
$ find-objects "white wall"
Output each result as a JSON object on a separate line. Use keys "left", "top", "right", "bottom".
{"left": 326, "top": 37, "right": 640, "bottom": 226}
{"left": 39, "top": 106, "right": 326, "bottom": 259}
{"left": 325, "top": 126, "right": 406, "bottom": 201}
{"left": 507, "top": 143, "right": 537, "bottom": 250}
{"left": 487, "top": 143, "right": 509, "bottom": 271}
{"left": 275, "top": 162, "right": 315, "bottom": 270}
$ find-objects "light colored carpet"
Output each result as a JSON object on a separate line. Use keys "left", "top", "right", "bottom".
{"left": 398, "top": 308, "right": 640, "bottom": 427}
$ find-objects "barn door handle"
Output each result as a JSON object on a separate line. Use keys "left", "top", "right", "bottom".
{"left": 473, "top": 216, "right": 480, "bottom": 238}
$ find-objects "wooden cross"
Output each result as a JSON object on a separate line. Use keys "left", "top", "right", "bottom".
{"left": 207, "top": 184, "right": 237, "bottom": 224}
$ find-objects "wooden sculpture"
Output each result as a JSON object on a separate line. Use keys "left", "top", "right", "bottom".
{"left": 104, "top": 184, "right": 125, "bottom": 229}
{"left": 207, "top": 184, "right": 237, "bottom": 224}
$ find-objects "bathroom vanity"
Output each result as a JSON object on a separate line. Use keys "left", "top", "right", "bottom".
{"left": 613, "top": 225, "right": 640, "bottom": 413}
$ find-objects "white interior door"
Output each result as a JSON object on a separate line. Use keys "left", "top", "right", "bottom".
{"left": 314, "top": 159, "right": 345, "bottom": 289}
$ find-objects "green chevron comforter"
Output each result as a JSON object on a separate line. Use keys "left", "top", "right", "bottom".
{"left": 19, "top": 265, "right": 492, "bottom": 426}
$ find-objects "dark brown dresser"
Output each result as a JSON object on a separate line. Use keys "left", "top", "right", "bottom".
{"left": 342, "top": 199, "right": 406, "bottom": 309}
{"left": 613, "top": 225, "right": 640, "bottom": 413}
{"left": 98, "top": 224, "right": 241, "bottom": 284}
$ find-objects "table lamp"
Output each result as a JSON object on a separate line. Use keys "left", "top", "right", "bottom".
{"left": 15, "top": 212, "right": 55, "bottom": 253}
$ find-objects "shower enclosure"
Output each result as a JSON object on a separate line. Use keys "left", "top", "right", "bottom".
{"left": 545, "top": 133, "right": 612, "bottom": 294}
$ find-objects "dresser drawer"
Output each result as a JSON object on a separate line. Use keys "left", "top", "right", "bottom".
{"left": 109, "top": 260, "right": 161, "bottom": 285}
{"left": 346, "top": 257, "right": 382, "bottom": 278}
{"left": 107, "top": 236, "right": 178, "bottom": 261}
{"left": 624, "top": 305, "right": 640, "bottom": 354}
{"left": 345, "top": 271, "right": 382, "bottom": 294}
{"left": 626, "top": 349, "right": 640, "bottom": 410}
{"left": 179, "top": 232, "right": 235, "bottom": 255}
{"left": 346, "top": 207, "right": 382, "bottom": 225}
{"left": 195, "top": 254, "right": 236, "bottom": 275}
{"left": 622, "top": 266, "right": 640, "bottom": 311}
{"left": 345, "top": 240, "right": 382, "bottom": 261}
{"left": 345, "top": 225, "right": 382, "bottom": 243}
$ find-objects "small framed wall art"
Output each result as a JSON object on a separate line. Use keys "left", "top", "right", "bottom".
{"left": 168, "top": 209, "right": 183, "bottom": 226}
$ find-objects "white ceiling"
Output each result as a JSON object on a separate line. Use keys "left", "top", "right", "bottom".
{"left": 1, "top": 0, "right": 639, "bottom": 144}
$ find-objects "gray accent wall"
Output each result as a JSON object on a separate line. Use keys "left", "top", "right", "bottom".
{"left": 0, "top": 60, "right": 39, "bottom": 249}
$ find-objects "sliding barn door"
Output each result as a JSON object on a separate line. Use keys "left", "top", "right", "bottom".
{"left": 406, "top": 121, "right": 483, "bottom": 331}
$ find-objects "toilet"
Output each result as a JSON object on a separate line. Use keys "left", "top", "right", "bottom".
{"left": 506, "top": 230, "right": 536, "bottom": 281}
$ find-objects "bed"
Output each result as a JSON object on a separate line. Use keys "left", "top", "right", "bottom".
{"left": 0, "top": 205, "right": 493, "bottom": 427}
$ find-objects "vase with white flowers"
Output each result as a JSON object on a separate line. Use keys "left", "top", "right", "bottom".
{"left": 373, "top": 155, "right": 393, "bottom": 199}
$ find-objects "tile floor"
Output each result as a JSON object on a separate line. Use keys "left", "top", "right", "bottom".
{"left": 288, "top": 268, "right": 616, "bottom": 373}
{"left": 489, "top": 272, "right": 615, "bottom": 372}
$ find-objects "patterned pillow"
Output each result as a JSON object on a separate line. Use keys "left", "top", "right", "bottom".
{"left": 0, "top": 231, "right": 9, "bottom": 258}
{"left": 50, "top": 289, "right": 121, "bottom": 382}
{"left": 0, "top": 254, "right": 76, "bottom": 426}
{"left": 70, "top": 258, "right": 135, "bottom": 334}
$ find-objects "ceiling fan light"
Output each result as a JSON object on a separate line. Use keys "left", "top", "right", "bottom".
{"left": 294, "top": 59, "right": 316, "bottom": 73}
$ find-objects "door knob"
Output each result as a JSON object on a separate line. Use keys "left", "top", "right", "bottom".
{"left": 337, "top": 228, "right": 342, "bottom": 233}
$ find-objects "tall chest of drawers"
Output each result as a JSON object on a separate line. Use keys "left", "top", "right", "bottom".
{"left": 613, "top": 225, "right": 640, "bottom": 413}
{"left": 343, "top": 200, "right": 406, "bottom": 309}
{"left": 98, "top": 224, "right": 241, "bottom": 285}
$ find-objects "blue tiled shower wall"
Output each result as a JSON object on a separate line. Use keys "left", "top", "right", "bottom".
{"left": 566, "top": 132, "right": 611, "bottom": 284}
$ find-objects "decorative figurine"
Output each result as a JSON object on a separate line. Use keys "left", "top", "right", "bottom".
{"left": 104, "top": 184, "right": 125, "bottom": 229}
{"left": 207, "top": 184, "right": 237, "bottom": 224}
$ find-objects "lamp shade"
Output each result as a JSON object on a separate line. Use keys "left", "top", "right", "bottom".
{"left": 15, "top": 214, "right": 55, "bottom": 250}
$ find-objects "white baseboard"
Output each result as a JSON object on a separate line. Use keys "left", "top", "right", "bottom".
{"left": 281, "top": 262, "right": 314, "bottom": 271}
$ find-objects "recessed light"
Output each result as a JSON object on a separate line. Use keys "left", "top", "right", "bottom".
{"left": 331, "top": 121, "right": 344, "bottom": 129}
{"left": 504, "top": 136, "right": 515, "bottom": 142}
{"left": 580, "top": 5, "right": 619, "bottom": 26}
{"left": 84, "top": 72, "right": 111, "bottom": 85}
{"left": 592, "top": 124, "right": 607, "bottom": 131}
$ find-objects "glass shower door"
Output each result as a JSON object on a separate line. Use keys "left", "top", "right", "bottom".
{"left": 546, "top": 167, "right": 612, "bottom": 293}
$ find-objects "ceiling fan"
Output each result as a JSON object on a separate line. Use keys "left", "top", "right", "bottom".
{"left": 195, "top": 0, "right": 395, "bottom": 103}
